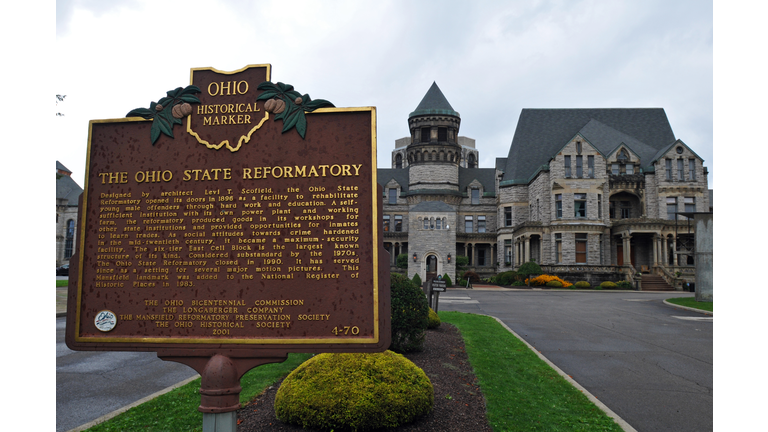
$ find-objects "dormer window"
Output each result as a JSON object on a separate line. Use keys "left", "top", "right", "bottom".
{"left": 626, "top": 164, "right": 634, "bottom": 175}
{"left": 471, "top": 188, "right": 480, "bottom": 205}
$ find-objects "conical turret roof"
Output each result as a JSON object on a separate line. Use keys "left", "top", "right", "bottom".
{"left": 409, "top": 82, "right": 460, "bottom": 118}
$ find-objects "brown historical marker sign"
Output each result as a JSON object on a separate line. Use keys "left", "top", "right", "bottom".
{"left": 66, "top": 64, "right": 390, "bottom": 384}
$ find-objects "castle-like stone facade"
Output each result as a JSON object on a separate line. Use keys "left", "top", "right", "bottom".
{"left": 378, "top": 83, "right": 710, "bottom": 288}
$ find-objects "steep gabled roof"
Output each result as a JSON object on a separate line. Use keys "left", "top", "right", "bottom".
{"left": 409, "top": 82, "right": 460, "bottom": 118}
{"left": 377, "top": 167, "right": 410, "bottom": 194}
{"left": 459, "top": 168, "right": 497, "bottom": 196}
{"left": 577, "top": 119, "right": 660, "bottom": 166}
{"left": 501, "top": 108, "right": 676, "bottom": 184}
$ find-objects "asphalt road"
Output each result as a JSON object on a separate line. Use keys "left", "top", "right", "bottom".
{"left": 440, "top": 289, "right": 712, "bottom": 432}
{"left": 56, "top": 316, "right": 199, "bottom": 432}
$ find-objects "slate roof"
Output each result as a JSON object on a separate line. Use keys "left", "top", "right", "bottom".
{"left": 501, "top": 108, "right": 677, "bottom": 185}
{"left": 409, "top": 82, "right": 460, "bottom": 118}
{"left": 410, "top": 201, "right": 455, "bottom": 212}
{"left": 57, "top": 161, "right": 83, "bottom": 206}
{"left": 459, "top": 168, "right": 496, "bottom": 196}
{"left": 377, "top": 167, "right": 410, "bottom": 194}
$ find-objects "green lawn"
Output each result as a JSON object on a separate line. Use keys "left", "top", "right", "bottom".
{"left": 666, "top": 297, "right": 713, "bottom": 312}
{"left": 85, "top": 314, "right": 623, "bottom": 431}
{"left": 441, "top": 312, "right": 623, "bottom": 431}
{"left": 56, "top": 279, "right": 68, "bottom": 287}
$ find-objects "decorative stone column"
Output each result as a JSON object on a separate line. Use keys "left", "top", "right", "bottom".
{"left": 524, "top": 235, "right": 531, "bottom": 264}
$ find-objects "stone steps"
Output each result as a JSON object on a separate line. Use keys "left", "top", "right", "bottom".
{"left": 641, "top": 275, "right": 675, "bottom": 291}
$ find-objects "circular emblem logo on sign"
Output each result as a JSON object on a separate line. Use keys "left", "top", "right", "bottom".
{"left": 94, "top": 310, "right": 117, "bottom": 332}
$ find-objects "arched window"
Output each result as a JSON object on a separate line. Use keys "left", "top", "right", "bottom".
{"left": 468, "top": 153, "right": 476, "bottom": 168}
{"left": 65, "top": 219, "right": 75, "bottom": 258}
{"left": 395, "top": 153, "right": 402, "bottom": 169}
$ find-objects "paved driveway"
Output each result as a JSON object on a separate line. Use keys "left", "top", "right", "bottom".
{"left": 440, "top": 289, "right": 712, "bottom": 432}
{"left": 56, "top": 317, "right": 199, "bottom": 432}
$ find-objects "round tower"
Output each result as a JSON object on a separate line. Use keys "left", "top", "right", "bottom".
{"left": 407, "top": 82, "right": 462, "bottom": 203}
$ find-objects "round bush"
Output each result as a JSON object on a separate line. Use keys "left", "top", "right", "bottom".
{"left": 517, "top": 260, "right": 542, "bottom": 280}
{"left": 391, "top": 273, "right": 429, "bottom": 352}
{"left": 574, "top": 281, "right": 591, "bottom": 289}
{"left": 545, "top": 280, "right": 563, "bottom": 288}
{"left": 616, "top": 280, "right": 632, "bottom": 289}
{"left": 275, "top": 351, "right": 434, "bottom": 431}
{"left": 427, "top": 308, "right": 441, "bottom": 329}
{"left": 599, "top": 281, "right": 617, "bottom": 289}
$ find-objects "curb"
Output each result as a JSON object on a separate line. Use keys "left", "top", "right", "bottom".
{"left": 486, "top": 315, "right": 638, "bottom": 432}
{"left": 66, "top": 375, "right": 201, "bottom": 432}
{"left": 662, "top": 299, "right": 713, "bottom": 316}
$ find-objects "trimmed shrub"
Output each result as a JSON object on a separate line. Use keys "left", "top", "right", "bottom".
{"left": 616, "top": 280, "right": 632, "bottom": 289}
{"left": 396, "top": 253, "right": 409, "bottom": 269}
{"left": 390, "top": 274, "right": 429, "bottom": 352}
{"left": 545, "top": 280, "right": 563, "bottom": 288}
{"left": 442, "top": 273, "right": 452, "bottom": 287}
{"left": 457, "top": 278, "right": 468, "bottom": 287}
{"left": 517, "top": 260, "right": 542, "bottom": 280}
{"left": 427, "top": 308, "right": 441, "bottom": 329}
{"left": 412, "top": 273, "right": 422, "bottom": 288}
{"left": 495, "top": 271, "right": 517, "bottom": 286}
{"left": 599, "top": 281, "right": 617, "bottom": 290}
{"left": 574, "top": 281, "right": 591, "bottom": 289}
{"left": 527, "top": 274, "right": 572, "bottom": 288}
{"left": 275, "top": 351, "right": 434, "bottom": 431}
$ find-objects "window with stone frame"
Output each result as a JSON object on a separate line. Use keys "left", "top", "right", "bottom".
{"left": 394, "top": 215, "right": 402, "bottom": 231}
{"left": 65, "top": 219, "right": 75, "bottom": 258}
{"left": 435, "top": 218, "right": 442, "bottom": 230}
{"left": 395, "top": 153, "right": 402, "bottom": 169}
{"left": 504, "top": 239, "right": 512, "bottom": 264}
{"left": 504, "top": 206, "right": 512, "bottom": 226}
{"left": 465, "top": 216, "right": 473, "bottom": 233}
{"left": 423, "top": 218, "right": 429, "bottom": 229}
{"left": 684, "top": 197, "right": 695, "bottom": 213}
{"left": 388, "top": 188, "right": 397, "bottom": 204}
{"left": 612, "top": 163, "right": 620, "bottom": 175}
{"left": 420, "top": 127, "right": 430, "bottom": 143}
{"left": 438, "top": 127, "right": 447, "bottom": 142}
{"left": 689, "top": 159, "right": 696, "bottom": 180}
{"left": 626, "top": 164, "right": 634, "bottom": 175}
{"left": 564, "top": 155, "right": 571, "bottom": 178}
{"left": 665, "top": 159, "right": 672, "bottom": 180}
{"left": 677, "top": 159, "right": 684, "bottom": 181}
{"left": 555, "top": 194, "right": 563, "bottom": 218}
{"left": 588, "top": 155, "right": 594, "bottom": 178}
{"left": 478, "top": 248, "right": 486, "bottom": 266}
{"left": 574, "top": 193, "right": 587, "bottom": 218}
{"left": 471, "top": 188, "right": 480, "bottom": 205}
{"left": 620, "top": 201, "right": 631, "bottom": 218}
{"left": 430, "top": 218, "right": 435, "bottom": 229}
{"left": 598, "top": 194, "right": 602, "bottom": 219}
{"left": 555, "top": 233, "right": 562, "bottom": 263}
{"left": 477, "top": 216, "right": 486, "bottom": 233}
{"left": 383, "top": 215, "right": 390, "bottom": 231}
{"left": 575, "top": 233, "right": 588, "bottom": 264}
{"left": 666, "top": 197, "right": 677, "bottom": 220}
{"left": 576, "top": 155, "right": 583, "bottom": 178}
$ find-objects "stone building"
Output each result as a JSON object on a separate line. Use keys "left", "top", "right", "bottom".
{"left": 378, "top": 84, "right": 710, "bottom": 288}
{"left": 57, "top": 161, "right": 83, "bottom": 267}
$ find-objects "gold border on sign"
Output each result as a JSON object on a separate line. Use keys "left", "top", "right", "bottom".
{"left": 186, "top": 64, "right": 272, "bottom": 152}
{"left": 74, "top": 107, "right": 381, "bottom": 346}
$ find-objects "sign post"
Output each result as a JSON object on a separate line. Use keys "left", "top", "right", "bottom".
{"left": 66, "top": 64, "right": 390, "bottom": 431}
{"left": 430, "top": 279, "right": 446, "bottom": 312}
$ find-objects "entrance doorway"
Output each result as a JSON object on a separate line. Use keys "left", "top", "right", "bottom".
{"left": 426, "top": 255, "right": 438, "bottom": 282}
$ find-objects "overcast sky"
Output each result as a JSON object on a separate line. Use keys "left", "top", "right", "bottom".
{"left": 53, "top": 0, "right": 714, "bottom": 188}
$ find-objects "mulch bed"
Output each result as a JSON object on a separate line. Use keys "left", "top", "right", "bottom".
{"left": 236, "top": 323, "right": 493, "bottom": 431}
